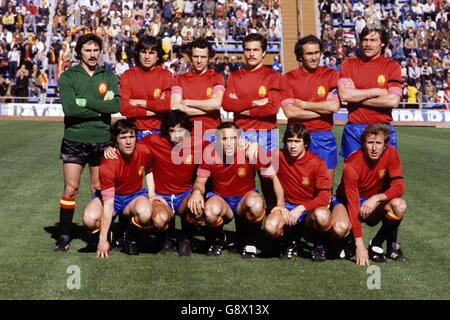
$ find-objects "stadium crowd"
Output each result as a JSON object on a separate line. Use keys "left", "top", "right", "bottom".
{"left": 0, "top": 0, "right": 448, "bottom": 107}
{"left": 318, "top": 0, "right": 449, "bottom": 107}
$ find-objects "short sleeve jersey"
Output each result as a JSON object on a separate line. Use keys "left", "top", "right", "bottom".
{"left": 172, "top": 69, "right": 225, "bottom": 133}
{"left": 99, "top": 143, "right": 150, "bottom": 196}
{"left": 281, "top": 66, "right": 339, "bottom": 131}
{"left": 339, "top": 56, "right": 402, "bottom": 124}
{"left": 197, "top": 148, "right": 274, "bottom": 197}
{"left": 140, "top": 134, "right": 211, "bottom": 195}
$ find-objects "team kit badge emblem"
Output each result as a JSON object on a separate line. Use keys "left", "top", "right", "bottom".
{"left": 98, "top": 82, "right": 108, "bottom": 95}
{"left": 301, "top": 176, "right": 310, "bottom": 186}
{"left": 154, "top": 88, "right": 161, "bottom": 99}
{"left": 258, "top": 86, "right": 267, "bottom": 98}
{"left": 237, "top": 167, "right": 246, "bottom": 177}
{"left": 378, "top": 169, "right": 386, "bottom": 179}
{"left": 206, "top": 87, "right": 213, "bottom": 98}
{"left": 377, "top": 74, "right": 386, "bottom": 87}
{"left": 317, "top": 85, "right": 326, "bottom": 98}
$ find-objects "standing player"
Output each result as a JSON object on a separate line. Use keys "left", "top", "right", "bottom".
{"left": 55, "top": 33, "right": 121, "bottom": 252}
{"left": 188, "top": 122, "right": 286, "bottom": 258}
{"left": 338, "top": 25, "right": 402, "bottom": 160}
{"left": 170, "top": 37, "right": 225, "bottom": 142}
{"left": 221, "top": 33, "right": 283, "bottom": 210}
{"left": 332, "top": 124, "right": 407, "bottom": 266}
{"left": 119, "top": 35, "right": 173, "bottom": 140}
{"left": 264, "top": 123, "right": 332, "bottom": 261}
{"left": 83, "top": 119, "right": 153, "bottom": 257}
{"left": 281, "top": 35, "right": 340, "bottom": 192}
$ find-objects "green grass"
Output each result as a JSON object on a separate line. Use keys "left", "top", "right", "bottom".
{"left": 0, "top": 120, "right": 448, "bottom": 301}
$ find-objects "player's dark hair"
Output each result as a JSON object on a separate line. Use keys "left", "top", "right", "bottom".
{"left": 360, "top": 124, "right": 391, "bottom": 146}
{"left": 133, "top": 35, "right": 165, "bottom": 67}
{"left": 243, "top": 33, "right": 267, "bottom": 53}
{"left": 359, "top": 24, "right": 389, "bottom": 55}
{"left": 186, "top": 37, "right": 215, "bottom": 59}
{"left": 294, "top": 34, "right": 323, "bottom": 62}
{"left": 110, "top": 119, "right": 138, "bottom": 147}
{"left": 75, "top": 33, "right": 102, "bottom": 60}
{"left": 283, "top": 122, "right": 311, "bottom": 150}
{"left": 160, "top": 110, "right": 193, "bottom": 138}
{"left": 215, "top": 121, "right": 241, "bottom": 140}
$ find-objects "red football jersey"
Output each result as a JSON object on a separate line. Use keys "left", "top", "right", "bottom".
{"left": 336, "top": 146, "right": 404, "bottom": 238}
{"left": 172, "top": 69, "right": 225, "bottom": 133}
{"left": 222, "top": 66, "right": 282, "bottom": 130}
{"left": 99, "top": 143, "right": 150, "bottom": 196}
{"left": 275, "top": 149, "right": 330, "bottom": 211}
{"left": 281, "top": 66, "right": 339, "bottom": 131}
{"left": 197, "top": 147, "right": 274, "bottom": 197}
{"left": 140, "top": 134, "right": 212, "bottom": 195}
{"left": 338, "top": 56, "right": 402, "bottom": 124}
{"left": 119, "top": 66, "right": 173, "bottom": 131}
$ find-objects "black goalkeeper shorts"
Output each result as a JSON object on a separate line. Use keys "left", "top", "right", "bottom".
{"left": 60, "top": 138, "right": 109, "bottom": 167}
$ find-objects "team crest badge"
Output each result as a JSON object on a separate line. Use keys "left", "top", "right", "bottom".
{"left": 317, "top": 85, "right": 326, "bottom": 98}
{"left": 154, "top": 88, "right": 161, "bottom": 99}
{"left": 378, "top": 169, "right": 386, "bottom": 179}
{"left": 98, "top": 82, "right": 108, "bottom": 95}
{"left": 301, "top": 176, "right": 310, "bottom": 186}
{"left": 185, "top": 154, "right": 193, "bottom": 164}
{"left": 377, "top": 75, "right": 386, "bottom": 87}
{"left": 258, "top": 86, "right": 267, "bottom": 98}
{"left": 138, "top": 166, "right": 145, "bottom": 176}
{"left": 237, "top": 167, "right": 246, "bottom": 177}
{"left": 206, "top": 87, "right": 213, "bottom": 98}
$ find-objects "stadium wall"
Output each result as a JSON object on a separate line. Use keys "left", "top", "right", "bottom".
{"left": 1, "top": 103, "right": 449, "bottom": 126}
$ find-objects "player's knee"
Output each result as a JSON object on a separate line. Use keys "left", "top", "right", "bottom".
{"left": 152, "top": 211, "right": 170, "bottom": 232}
{"left": 332, "top": 220, "right": 351, "bottom": 239}
{"left": 82, "top": 209, "right": 99, "bottom": 230}
{"left": 204, "top": 201, "right": 221, "bottom": 222}
{"left": 245, "top": 194, "right": 264, "bottom": 214}
{"left": 134, "top": 201, "right": 152, "bottom": 225}
{"left": 312, "top": 207, "right": 331, "bottom": 228}
{"left": 390, "top": 198, "right": 407, "bottom": 217}
{"left": 63, "top": 184, "right": 79, "bottom": 198}
{"left": 264, "top": 214, "right": 282, "bottom": 238}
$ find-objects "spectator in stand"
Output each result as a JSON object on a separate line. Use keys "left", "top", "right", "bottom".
{"left": 330, "top": 0, "right": 343, "bottom": 23}
{"left": 407, "top": 60, "right": 421, "bottom": 85}
{"left": 29, "top": 71, "right": 43, "bottom": 98}
{"left": 115, "top": 58, "right": 130, "bottom": 79}
{"left": 14, "top": 65, "right": 29, "bottom": 99}
{"left": 424, "top": 78, "right": 437, "bottom": 102}
{"left": 8, "top": 45, "right": 20, "bottom": 81}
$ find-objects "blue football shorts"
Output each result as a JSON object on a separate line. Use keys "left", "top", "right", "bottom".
{"left": 155, "top": 188, "right": 192, "bottom": 214}
{"left": 94, "top": 188, "right": 149, "bottom": 215}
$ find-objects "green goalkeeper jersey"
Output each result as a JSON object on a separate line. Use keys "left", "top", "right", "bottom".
{"left": 58, "top": 64, "right": 121, "bottom": 143}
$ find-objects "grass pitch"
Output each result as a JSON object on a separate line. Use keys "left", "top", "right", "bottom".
{"left": 0, "top": 120, "right": 448, "bottom": 302}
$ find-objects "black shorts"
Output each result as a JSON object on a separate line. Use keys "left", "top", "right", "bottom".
{"left": 60, "top": 138, "right": 109, "bottom": 167}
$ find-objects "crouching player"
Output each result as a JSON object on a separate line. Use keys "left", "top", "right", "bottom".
{"left": 83, "top": 119, "right": 153, "bottom": 258}
{"left": 331, "top": 124, "right": 407, "bottom": 266}
{"left": 188, "top": 122, "right": 285, "bottom": 258}
{"left": 264, "top": 123, "right": 332, "bottom": 261}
